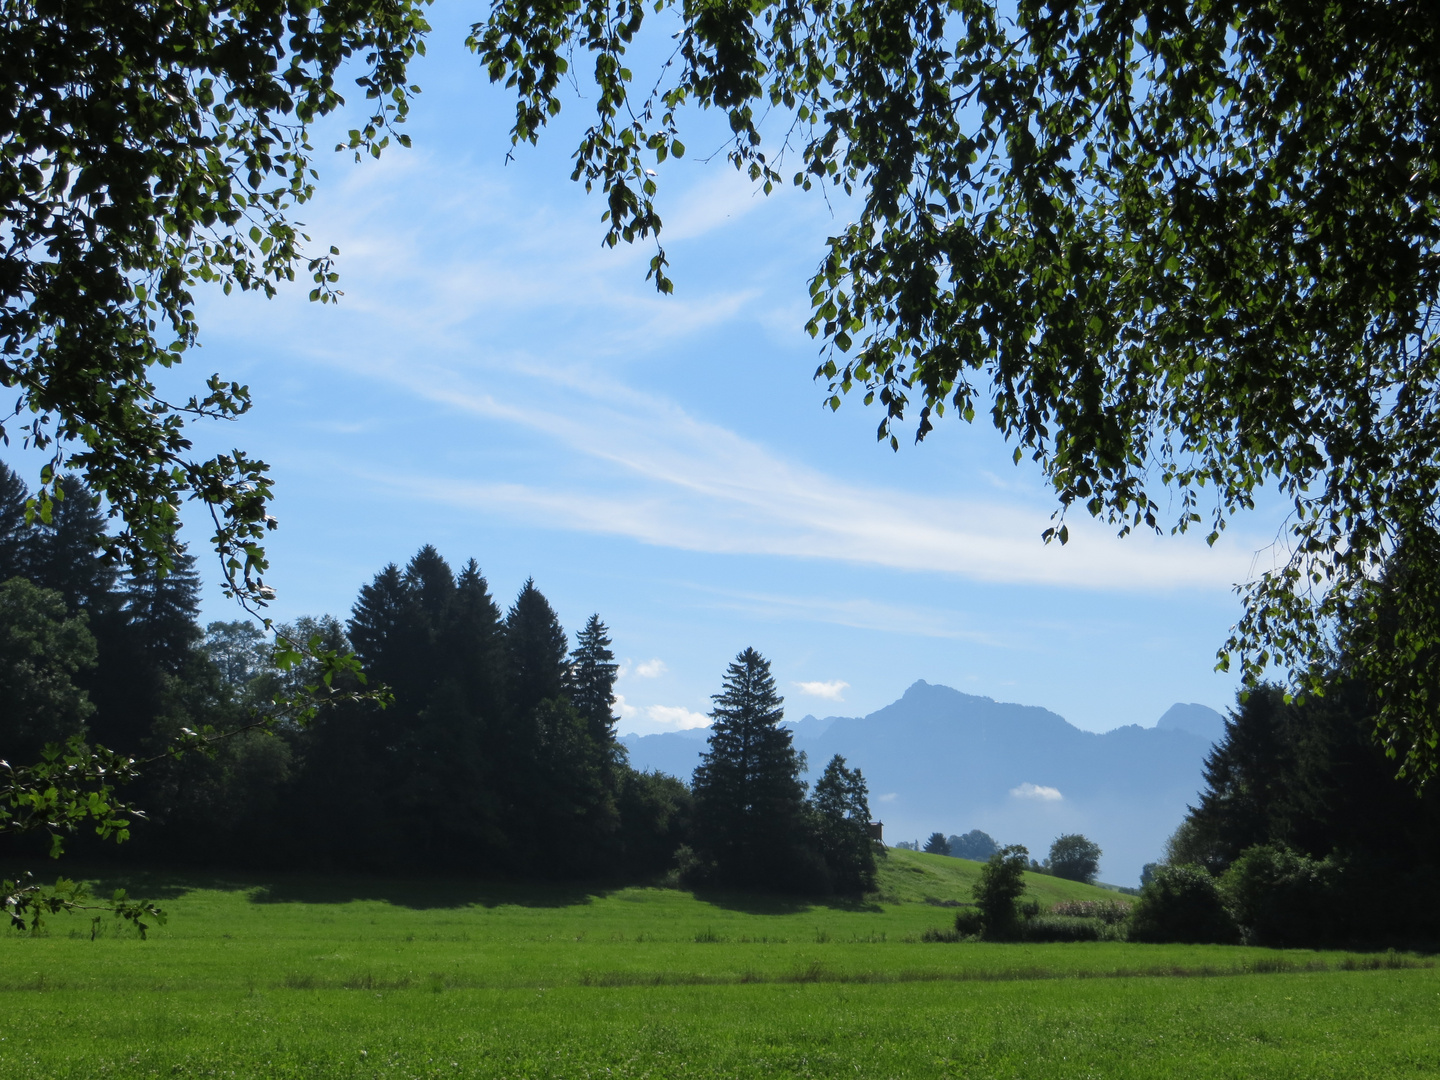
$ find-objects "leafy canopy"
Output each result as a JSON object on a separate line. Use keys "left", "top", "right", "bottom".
{"left": 473, "top": 0, "right": 1440, "bottom": 776}
{"left": 2, "top": 0, "right": 428, "bottom": 603}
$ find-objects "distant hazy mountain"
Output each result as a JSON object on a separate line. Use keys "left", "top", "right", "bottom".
{"left": 1155, "top": 702, "right": 1229, "bottom": 743}
{"left": 620, "top": 681, "right": 1227, "bottom": 887}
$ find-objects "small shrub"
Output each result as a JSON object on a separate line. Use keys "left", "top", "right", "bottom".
{"left": 1129, "top": 864, "right": 1239, "bottom": 944}
{"left": 952, "top": 908, "right": 984, "bottom": 937}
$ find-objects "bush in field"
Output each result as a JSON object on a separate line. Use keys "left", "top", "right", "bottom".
{"left": 1221, "top": 844, "right": 1340, "bottom": 947}
{"left": 1129, "top": 864, "right": 1239, "bottom": 944}
{"left": 973, "top": 845, "right": 1030, "bottom": 940}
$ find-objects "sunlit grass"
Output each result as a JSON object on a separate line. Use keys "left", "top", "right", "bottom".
{"left": 0, "top": 850, "right": 1433, "bottom": 1077}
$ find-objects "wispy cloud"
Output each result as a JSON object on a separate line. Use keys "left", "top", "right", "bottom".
{"left": 1010, "top": 782, "right": 1063, "bottom": 802}
{"left": 213, "top": 147, "right": 1262, "bottom": 595}
{"left": 635, "top": 658, "right": 668, "bottom": 678}
{"left": 795, "top": 679, "right": 849, "bottom": 701}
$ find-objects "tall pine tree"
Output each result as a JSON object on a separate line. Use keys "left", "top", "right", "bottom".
{"left": 568, "top": 615, "right": 619, "bottom": 745}
{"left": 0, "top": 461, "right": 32, "bottom": 583}
{"left": 505, "top": 579, "right": 568, "bottom": 719}
{"left": 690, "top": 648, "right": 820, "bottom": 891}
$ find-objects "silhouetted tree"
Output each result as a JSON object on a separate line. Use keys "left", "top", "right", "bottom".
{"left": 0, "top": 462, "right": 33, "bottom": 583}
{"left": 690, "top": 648, "right": 819, "bottom": 891}
{"left": 123, "top": 548, "right": 203, "bottom": 673}
{"left": 568, "top": 615, "right": 620, "bottom": 745}
{"left": 505, "top": 579, "right": 568, "bottom": 720}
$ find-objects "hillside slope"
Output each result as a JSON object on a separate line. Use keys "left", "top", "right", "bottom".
{"left": 874, "top": 848, "right": 1123, "bottom": 908}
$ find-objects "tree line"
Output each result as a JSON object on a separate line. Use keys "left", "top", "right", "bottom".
{"left": 1129, "top": 677, "right": 1440, "bottom": 948}
{"left": 0, "top": 464, "right": 875, "bottom": 894}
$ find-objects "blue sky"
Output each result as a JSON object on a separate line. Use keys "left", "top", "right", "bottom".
{"left": 124, "top": 10, "right": 1284, "bottom": 736}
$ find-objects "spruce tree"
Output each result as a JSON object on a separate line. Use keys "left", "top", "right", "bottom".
{"left": 348, "top": 563, "right": 408, "bottom": 677}
{"left": 568, "top": 614, "right": 619, "bottom": 744}
{"left": 404, "top": 544, "right": 456, "bottom": 628}
{"left": 505, "top": 579, "right": 568, "bottom": 719}
{"left": 0, "top": 461, "right": 33, "bottom": 583}
{"left": 448, "top": 559, "right": 507, "bottom": 713}
{"left": 26, "top": 473, "right": 117, "bottom": 612}
{"left": 122, "top": 547, "right": 203, "bottom": 673}
{"left": 691, "top": 648, "right": 818, "bottom": 891}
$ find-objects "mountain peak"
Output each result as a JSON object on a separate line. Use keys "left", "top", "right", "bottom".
{"left": 1155, "top": 702, "right": 1227, "bottom": 743}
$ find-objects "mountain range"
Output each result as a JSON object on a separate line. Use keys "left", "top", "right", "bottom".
{"left": 619, "top": 681, "right": 1228, "bottom": 886}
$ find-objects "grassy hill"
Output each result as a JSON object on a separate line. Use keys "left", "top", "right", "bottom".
{"left": 874, "top": 848, "right": 1124, "bottom": 907}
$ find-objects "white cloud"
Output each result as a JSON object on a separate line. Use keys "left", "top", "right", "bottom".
{"left": 613, "top": 695, "right": 710, "bottom": 735}
{"left": 795, "top": 679, "right": 849, "bottom": 701}
{"left": 212, "top": 147, "right": 1264, "bottom": 595}
{"left": 645, "top": 704, "right": 710, "bottom": 730}
{"left": 876, "top": 792, "right": 898, "bottom": 803}
{"left": 353, "top": 374, "right": 1256, "bottom": 591}
{"left": 635, "top": 658, "right": 668, "bottom": 678}
{"left": 1010, "top": 782, "right": 1063, "bottom": 802}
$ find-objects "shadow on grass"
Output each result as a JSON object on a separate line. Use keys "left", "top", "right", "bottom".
{"left": 247, "top": 874, "right": 614, "bottom": 910}
{"left": 689, "top": 887, "right": 884, "bottom": 916}
{"left": 3, "top": 859, "right": 885, "bottom": 914}
{"left": 0, "top": 858, "right": 622, "bottom": 911}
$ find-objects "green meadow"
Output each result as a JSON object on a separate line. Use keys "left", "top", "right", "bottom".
{"left": 2, "top": 850, "right": 1436, "bottom": 1078}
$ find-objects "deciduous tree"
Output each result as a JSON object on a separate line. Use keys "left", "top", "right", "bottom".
{"left": 473, "top": 0, "right": 1440, "bottom": 776}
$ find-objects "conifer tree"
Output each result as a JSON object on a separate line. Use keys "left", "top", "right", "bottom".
{"left": 348, "top": 564, "right": 408, "bottom": 678}
{"left": 123, "top": 548, "right": 203, "bottom": 673}
{"left": 0, "top": 462, "right": 33, "bottom": 583}
{"left": 691, "top": 648, "right": 818, "bottom": 890}
{"left": 25, "top": 473, "right": 117, "bottom": 612}
{"left": 448, "top": 560, "right": 507, "bottom": 714}
{"left": 404, "top": 545, "right": 457, "bottom": 628}
{"left": 568, "top": 615, "right": 620, "bottom": 745}
{"left": 505, "top": 579, "right": 569, "bottom": 720}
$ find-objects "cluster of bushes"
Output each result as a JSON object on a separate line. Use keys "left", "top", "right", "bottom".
{"left": 937, "top": 838, "right": 1436, "bottom": 949}
{"left": 1129, "top": 844, "right": 1423, "bottom": 948}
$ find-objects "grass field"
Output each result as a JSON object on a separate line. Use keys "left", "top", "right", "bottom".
{"left": 2, "top": 850, "right": 1436, "bottom": 1078}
